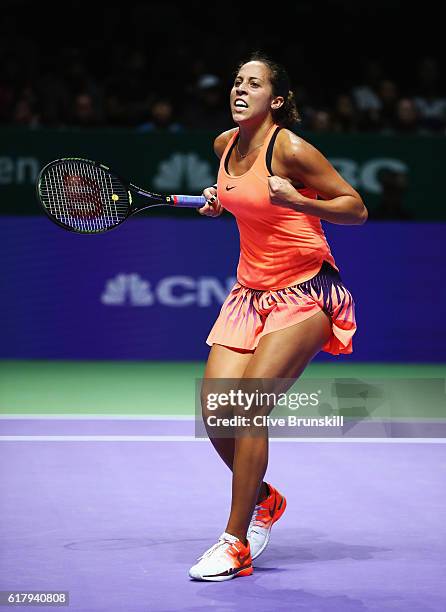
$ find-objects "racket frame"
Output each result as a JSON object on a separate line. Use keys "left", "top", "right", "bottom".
{"left": 36, "top": 157, "right": 190, "bottom": 235}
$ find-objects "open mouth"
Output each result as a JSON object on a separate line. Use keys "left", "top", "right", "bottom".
{"left": 234, "top": 99, "right": 249, "bottom": 109}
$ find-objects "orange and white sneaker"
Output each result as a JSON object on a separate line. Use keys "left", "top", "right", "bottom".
{"left": 247, "top": 483, "right": 287, "bottom": 560}
{"left": 189, "top": 532, "right": 253, "bottom": 581}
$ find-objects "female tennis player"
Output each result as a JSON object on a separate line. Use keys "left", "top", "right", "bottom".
{"left": 189, "top": 52, "right": 367, "bottom": 581}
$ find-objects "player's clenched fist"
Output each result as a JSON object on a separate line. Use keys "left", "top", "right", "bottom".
{"left": 268, "top": 175, "right": 307, "bottom": 210}
{"left": 198, "top": 186, "right": 223, "bottom": 217}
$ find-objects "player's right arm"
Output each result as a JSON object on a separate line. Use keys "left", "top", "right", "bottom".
{"left": 198, "top": 129, "right": 237, "bottom": 217}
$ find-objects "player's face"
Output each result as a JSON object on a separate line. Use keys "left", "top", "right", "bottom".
{"left": 230, "top": 61, "right": 283, "bottom": 124}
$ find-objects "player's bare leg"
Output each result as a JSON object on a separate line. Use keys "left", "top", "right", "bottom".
{"left": 201, "top": 344, "right": 269, "bottom": 502}
{"left": 224, "top": 310, "right": 332, "bottom": 542}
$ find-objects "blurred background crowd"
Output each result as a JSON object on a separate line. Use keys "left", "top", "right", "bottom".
{"left": 1, "top": 1, "right": 444, "bottom": 135}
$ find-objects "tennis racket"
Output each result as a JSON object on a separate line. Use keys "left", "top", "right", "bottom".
{"left": 36, "top": 157, "right": 208, "bottom": 234}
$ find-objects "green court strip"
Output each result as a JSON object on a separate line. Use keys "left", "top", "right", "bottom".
{"left": 0, "top": 361, "right": 445, "bottom": 416}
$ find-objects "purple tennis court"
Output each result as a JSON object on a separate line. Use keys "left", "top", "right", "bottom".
{"left": 1, "top": 418, "right": 445, "bottom": 612}
{"left": 1, "top": 6, "right": 445, "bottom": 607}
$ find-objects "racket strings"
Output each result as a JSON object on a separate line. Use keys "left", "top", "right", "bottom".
{"left": 39, "top": 161, "right": 129, "bottom": 232}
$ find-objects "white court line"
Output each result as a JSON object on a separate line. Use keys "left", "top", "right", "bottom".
{"left": 0, "top": 414, "right": 195, "bottom": 420}
{"left": 0, "top": 414, "right": 443, "bottom": 422}
{"left": 0, "top": 436, "right": 445, "bottom": 443}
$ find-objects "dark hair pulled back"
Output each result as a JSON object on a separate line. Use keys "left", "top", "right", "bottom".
{"left": 235, "top": 51, "right": 301, "bottom": 128}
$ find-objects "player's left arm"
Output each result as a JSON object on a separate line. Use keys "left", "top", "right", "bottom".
{"left": 269, "top": 130, "right": 368, "bottom": 225}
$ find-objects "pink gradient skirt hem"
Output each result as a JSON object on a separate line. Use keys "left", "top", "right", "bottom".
{"left": 206, "top": 262, "right": 356, "bottom": 356}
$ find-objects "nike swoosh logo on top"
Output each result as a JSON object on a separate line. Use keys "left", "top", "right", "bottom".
{"left": 238, "top": 552, "right": 251, "bottom": 566}
{"left": 226, "top": 185, "right": 236, "bottom": 191}
{"left": 270, "top": 496, "right": 277, "bottom": 518}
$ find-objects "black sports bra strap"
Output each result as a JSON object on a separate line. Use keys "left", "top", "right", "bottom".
{"left": 265, "top": 126, "right": 282, "bottom": 176}
{"left": 224, "top": 132, "right": 239, "bottom": 174}
{"left": 265, "top": 126, "right": 306, "bottom": 189}
{"left": 225, "top": 126, "right": 280, "bottom": 175}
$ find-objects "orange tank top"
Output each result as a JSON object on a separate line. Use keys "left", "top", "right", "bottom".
{"left": 217, "top": 123, "right": 338, "bottom": 290}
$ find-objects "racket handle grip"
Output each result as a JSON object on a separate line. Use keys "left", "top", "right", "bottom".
{"left": 172, "top": 195, "right": 207, "bottom": 208}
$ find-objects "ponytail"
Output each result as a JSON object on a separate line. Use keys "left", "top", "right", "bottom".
{"left": 273, "top": 89, "right": 301, "bottom": 129}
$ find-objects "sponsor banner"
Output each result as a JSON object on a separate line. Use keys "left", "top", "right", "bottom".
{"left": 0, "top": 217, "right": 444, "bottom": 361}
{"left": 0, "top": 127, "right": 445, "bottom": 219}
